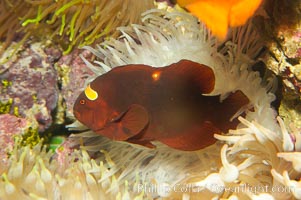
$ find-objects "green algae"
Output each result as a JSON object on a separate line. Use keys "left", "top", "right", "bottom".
{"left": 18, "top": 127, "right": 41, "bottom": 148}
{"left": 12, "top": 106, "right": 19, "bottom": 117}
{"left": 1, "top": 79, "right": 12, "bottom": 88}
{"left": 279, "top": 91, "right": 301, "bottom": 129}
{"left": 4, "top": 118, "right": 39, "bottom": 150}
{"left": 0, "top": 80, "right": 19, "bottom": 116}
{"left": 32, "top": 94, "right": 38, "bottom": 103}
{"left": 48, "top": 136, "right": 66, "bottom": 152}
{"left": 0, "top": 99, "right": 13, "bottom": 114}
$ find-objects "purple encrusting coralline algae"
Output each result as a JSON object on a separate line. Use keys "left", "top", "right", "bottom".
{"left": 0, "top": 42, "right": 61, "bottom": 131}
{"left": 0, "top": 114, "right": 30, "bottom": 167}
{"left": 57, "top": 49, "right": 95, "bottom": 119}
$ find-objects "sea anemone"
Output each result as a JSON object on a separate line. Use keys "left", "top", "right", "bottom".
{"left": 67, "top": 8, "right": 285, "bottom": 199}
{"left": 0, "top": 0, "right": 154, "bottom": 62}
{"left": 1, "top": 7, "right": 299, "bottom": 200}
{"left": 0, "top": 140, "right": 143, "bottom": 200}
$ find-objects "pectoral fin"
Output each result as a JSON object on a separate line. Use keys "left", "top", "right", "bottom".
{"left": 120, "top": 104, "right": 149, "bottom": 135}
{"left": 98, "top": 104, "right": 149, "bottom": 141}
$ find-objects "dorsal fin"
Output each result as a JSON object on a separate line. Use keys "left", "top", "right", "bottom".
{"left": 166, "top": 59, "right": 215, "bottom": 94}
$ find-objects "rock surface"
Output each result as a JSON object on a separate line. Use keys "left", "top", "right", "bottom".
{"left": 0, "top": 114, "right": 34, "bottom": 166}
{"left": 0, "top": 42, "right": 61, "bottom": 131}
{"left": 57, "top": 49, "right": 94, "bottom": 119}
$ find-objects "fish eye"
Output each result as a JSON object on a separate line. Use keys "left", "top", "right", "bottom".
{"left": 80, "top": 99, "right": 86, "bottom": 105}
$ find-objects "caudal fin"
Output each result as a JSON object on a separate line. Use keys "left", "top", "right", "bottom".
{"left": 214, "top": 90, "right": 250, "bottom": 132}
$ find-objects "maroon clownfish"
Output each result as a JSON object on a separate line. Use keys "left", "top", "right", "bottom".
{"left": 73, "top": 60, "right": 249, "bottom": 151}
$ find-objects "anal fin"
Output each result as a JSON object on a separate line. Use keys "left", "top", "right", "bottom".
{"left": 126, "top": 138, "right": 156, "bottom": 149}
{"left": 158, "top": 121, "right": 220, "bottom": 151}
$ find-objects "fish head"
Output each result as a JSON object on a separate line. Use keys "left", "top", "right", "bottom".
{"left": 73, "top": 81, "right": 113, "bottom": 131}
{"left": 73, "top": 66, "right": 151, "bottom": 142}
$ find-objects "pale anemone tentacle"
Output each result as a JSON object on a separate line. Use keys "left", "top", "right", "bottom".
{"left": 190, "top": 173, "right": 225, "bottom": 194}
{"left": 271, "top": 169, "right": 301, "bottom": 199}
{"left": 0, "top": 141, "right": 143, "bottom": 200}
{"left": 282, "top": 171, "right": 301, "bottom": 199}
{"left": 214, "top": 114, "right": 301, "bottom": 199}
{"left": 277, "top": 152, "right": 301, "bottom": 172}
{"left": 219, "top": 145, "right": 239, "bottom": 183}
{"left": 248, "top": 193, "right": 275, "bottom": 200}
{"left": 277, "top": 116, "right": 295, "bottom": 152}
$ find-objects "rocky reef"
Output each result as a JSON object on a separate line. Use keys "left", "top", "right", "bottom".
{"left": 256, "top": 0, "right": 301, "bottom": 130}
{"left": 0, "top": 42, "right": 60, "bottom": 132}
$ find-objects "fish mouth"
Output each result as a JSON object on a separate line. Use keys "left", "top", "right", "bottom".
{"left": 73, "top": 110, "right": 80, "bottom": 119}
